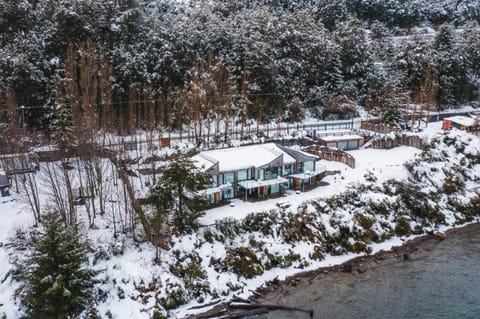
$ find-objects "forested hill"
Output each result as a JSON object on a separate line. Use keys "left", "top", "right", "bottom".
{"left": 1, "top": 0, "right": 479, "bottom": 133}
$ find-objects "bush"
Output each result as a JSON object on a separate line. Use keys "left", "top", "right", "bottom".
{"left": 159, "top": 286, "right": 187, "bottom": 310}
{"left": 310, "top": 245, "right": 324, "bottom": 261}
{"left": 394, "top": 217, "right": 412, "bottom": 236}
{"left": 225, "top": 247, "right": 264, "bottom": 278}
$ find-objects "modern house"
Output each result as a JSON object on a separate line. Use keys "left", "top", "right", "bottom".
{"left": 193, "top": 143, "right": 326, "bottom": 204}
{"left": 316, "top": 135, "right": 364, "bottom": 151}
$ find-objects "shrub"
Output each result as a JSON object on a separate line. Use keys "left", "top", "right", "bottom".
{"left": 394, "top": 217, "right": 412, "bottom": 236}
{"left": 159, "top": 286, "right": 187, "bottom": 310}
{"left": 225, "top": 247, "right": 264, "bottom": 278}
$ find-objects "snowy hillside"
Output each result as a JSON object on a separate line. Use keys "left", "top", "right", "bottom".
{"left": 0, "top": 121, "right": 478, "bottom": 318}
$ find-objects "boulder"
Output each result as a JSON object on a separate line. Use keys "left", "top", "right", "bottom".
{"left": 341, "top": 263, "right": 352, "bottom": 273}
{"left": 357, "top": 263, "right": 367, "bottom": 273}
{"left": 434, "top": 231, "right": 446, "bottom": 241}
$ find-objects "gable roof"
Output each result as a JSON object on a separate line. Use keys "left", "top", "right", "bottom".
{"left": 278, "top": 145, "right": 318, "bottom": 163}
{"left": 193, "top": 143, "right": 296, "bottom": 172}
{"left": 445, "top": 116, "right": 478, "bottom": 127}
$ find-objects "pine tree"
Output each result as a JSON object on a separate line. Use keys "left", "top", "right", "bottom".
{"left": 381, "top": 99, "right": 402, "bottom": 127}
{"left": 149, "top": 150, "right": 211, "bottom": 235}
{"left": 17, "top": 213, "right": 95, "bottom": 319}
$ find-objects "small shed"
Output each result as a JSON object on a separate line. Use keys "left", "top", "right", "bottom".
{"left": 442, "top": 116, "right": 480, "bottom": 133}
{"left": 317, "top": 135, "right": 364, "bottom": 151}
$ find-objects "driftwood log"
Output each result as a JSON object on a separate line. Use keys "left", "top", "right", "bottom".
{"left": 229, "top": 302, "right": 314, "bottom": 319}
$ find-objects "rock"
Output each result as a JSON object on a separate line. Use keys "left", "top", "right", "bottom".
{"left": 357, "top": 263, "right": 367, "bottom": 273}
{"left": 434, "top": 231, "right": 446, "bottom": 241}
{"left": 341, "top": 263, "right": 352, "bottom": 273}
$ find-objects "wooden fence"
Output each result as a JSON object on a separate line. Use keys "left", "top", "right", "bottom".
{"left": 303, "top": 145, "right": 356, "bottom": 168}
{"left": 360, "top": 121, "right": 397, "bottom": 134}
{"left": 367, "top": 134, "right": 425, "bottom": 150}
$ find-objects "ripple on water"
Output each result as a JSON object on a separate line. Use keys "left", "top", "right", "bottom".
{"left": 264, "top": 226, "right": 480, "bottom": 319}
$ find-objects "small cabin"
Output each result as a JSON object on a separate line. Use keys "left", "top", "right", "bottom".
{"left": 317, "top": 135, "right": 364, "bottom": 151}
{"left": 442, "top": 116, "right": 480, "bottom": 133}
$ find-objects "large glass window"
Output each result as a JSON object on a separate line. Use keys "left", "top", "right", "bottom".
{"left": 208, "top": 194, "right": 215, "bottom": 204}
{"left": 270, "top": 184, "right": 280, "bottom": 194}
{"left": 283, "top": 164, "right": 292, "bottom": 176}
{"left": 255, "top": 169, "right": 264, "bottom": 180}
{"left": 237, "top": 169, "right": 249, "bottom": 181}
{"left": 222, "top": 189, "right": 233, "bottom": 199}
{"left": 211, "top": 175, "right": 218, "bottom": 187}
{"left": 337, "top": 141, "right": 348, "bottom": 150}
{"left": 264, "top": 167, "right": 278, "bottom": 180}
{"left": 326, "top": 142, "right": 337, "bottom": 148}
{"left": 303, "top": 161, "right": 314, "bottom": 172}
{"left": 223, "top": 172, "right": 234, "bottom": 184}
{"left": 347, "top": 140, "right": 359, "bottom": 150}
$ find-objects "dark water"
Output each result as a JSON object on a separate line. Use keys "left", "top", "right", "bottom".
{"left": 264, "top": 225, "right": 480, "bottom": 319}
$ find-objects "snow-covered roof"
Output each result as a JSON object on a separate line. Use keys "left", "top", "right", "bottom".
{"left": 194, "top": 143, "right": 296, "bottom": 172}
{"left": 192, "top": 153, "right": 218, "bottom": 171}
{"left": 445, "top": 116, "right": 478, "bottom": 127}
{"left": 198, "top": 183, "right": 232, "bottom": 196}
{"left": 238, "top": 177, "right": 289, "bottom": 190}
{"left": 319, "top": 135, "right": 363, "bottom": 142}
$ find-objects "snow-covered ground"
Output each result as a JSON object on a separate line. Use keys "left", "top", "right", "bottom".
{"left": 0, "top": 119, "right": 478, "bottom": 318}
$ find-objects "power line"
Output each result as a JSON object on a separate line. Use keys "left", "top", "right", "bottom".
{"left": 6, "top": 83, "right": 479, "bottom": 111}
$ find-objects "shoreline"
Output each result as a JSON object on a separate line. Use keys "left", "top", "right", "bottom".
{"left": 189, "top": 222, "right": 480, "bottom": 318}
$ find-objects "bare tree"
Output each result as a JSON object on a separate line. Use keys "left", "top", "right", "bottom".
{"left": 238, "top": 66, "right": 251, "bottom": 140}
{"left": 413, "top": 65, "right": 438, "bottom": 129}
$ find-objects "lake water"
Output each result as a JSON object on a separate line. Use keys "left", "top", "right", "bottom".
{"left": 263, "top": 224, "right": 480, "bottom": 319}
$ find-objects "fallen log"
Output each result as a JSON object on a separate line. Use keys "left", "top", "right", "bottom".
{"left": 231, "top": 296, "right": 251, "bottom": 304}
{"left": 190, "top": 307, "right": 228, "bottom": 319}
{"left": 229, "top": 303, "right": 313, "bottom": 319}
{"left": 188, "top": 299, "right": 222, "bottom": 310}
{"left": 248, "top": 289, "right": 266, "bottom": 299}
{"left": 216, "top": 308, "right": 269, "bottom": 319}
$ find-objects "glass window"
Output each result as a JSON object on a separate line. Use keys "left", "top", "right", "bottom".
{"left": 211, "top": 175, "right": 218, "bottom": 187}
{"left": 283, "top": 164, "right": 292, "bottom": 176}
{"left": 303, "top": 161, "right": 314, "bottom": 172}
{"left": 347, "top": 140, "right": 359, "bottom": 150}
{"left": 337, "top": 141, "right": 348, "bottom": 150}
{"left": 326, "top": 142, "right": 337, "bottom": 148}
{"left": 223, "top": 172, "right": 234, "bottom": 184}
{"left": 238, "top": 169, "right": 248, "bottom": 181}
{"left": 208, "top": 194, "right": 215, "bottom": 204}
{"left": 270, "top": 184, "right": 280, "bottom": 194}
{"left": 256, "top": 169, "right": 264, "bottom": 180}
{"left": 222, "top": 189, "right": 233, "bottom": 199}
{"left": 264, "top": 167, "right": 278, "bottom": 180}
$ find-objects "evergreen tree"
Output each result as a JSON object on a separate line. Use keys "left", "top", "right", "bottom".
{"left": 381, "top": 99, "right": 402, "bottom": 126}
{"left": 149, "top": 150, "right": 211, "bottom": 235}
{"left": 16, "top": 213, "right": 95, "bottom": 319}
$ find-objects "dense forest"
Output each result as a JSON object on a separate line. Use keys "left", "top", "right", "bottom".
{"left": 0, "top": 0, "right": 479, "bottom": 137}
